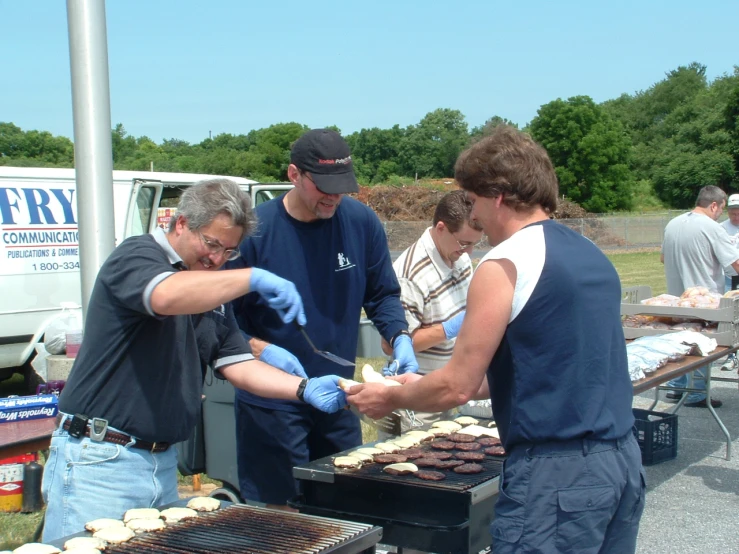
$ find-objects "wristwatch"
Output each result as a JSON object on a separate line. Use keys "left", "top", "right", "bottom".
{"left": 296, "top": 378, "right": 309, "bottom": 402}
{"left": 390, "top": 329, "right": 411, "bottom": 348}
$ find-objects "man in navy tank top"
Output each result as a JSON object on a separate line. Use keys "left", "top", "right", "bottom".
{"left": 347, "top": 126, "right": 645, "bottom": 553}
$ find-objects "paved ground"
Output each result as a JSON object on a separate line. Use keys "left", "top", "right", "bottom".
{"left": 633, "top": 359, "right": 738, "bottom": 553}
{"left": 376, "top": 359, "right": 739, "bottom": 554}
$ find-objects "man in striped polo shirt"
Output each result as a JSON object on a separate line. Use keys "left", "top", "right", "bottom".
{"left": 385, "top": 190, "right": 482, "bottom": 432}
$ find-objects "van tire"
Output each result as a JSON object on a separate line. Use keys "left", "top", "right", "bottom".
{"left": 209, "top": 486, "right": 240, "bottom": 504}
{"left": 22, "top": 353, "right": 42, "bottom": 395}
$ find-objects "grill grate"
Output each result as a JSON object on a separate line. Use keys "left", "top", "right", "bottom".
{"left": 101, "top": 504, "right": 380, "bottom": 554}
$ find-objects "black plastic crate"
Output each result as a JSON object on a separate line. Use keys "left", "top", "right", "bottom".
{"left": 632, "top": 408, "right": 678, "bottom": 465}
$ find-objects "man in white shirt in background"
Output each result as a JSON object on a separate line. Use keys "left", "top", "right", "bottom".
{"left": 381, "top": 190, "right": 483, "bottom": 434}
{"left": 661, "top": 185, "right": 739, "bottom": 406}
{"left": 719, "top": 193, "right": 739, "bottom": 371}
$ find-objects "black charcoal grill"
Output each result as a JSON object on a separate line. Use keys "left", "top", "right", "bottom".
{"left": 291, "top": 445, "right": 502, "bottom": 554}
{"left": 50, "top": 503, "right": 382, "bottom": 554}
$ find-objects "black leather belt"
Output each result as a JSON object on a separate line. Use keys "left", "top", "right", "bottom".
{"left": 57, "top": 414, "right": 170, "bottom": 453}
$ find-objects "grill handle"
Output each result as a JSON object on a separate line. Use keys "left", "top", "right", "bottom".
{"left": 288, "top": 495, "right": 471, "bottom": 531}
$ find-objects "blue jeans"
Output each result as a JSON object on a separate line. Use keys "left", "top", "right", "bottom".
{"left": 491, "top": 433, "right": 646, "bottom": 554}
{"left": 667, "top": 365, "right": 707, "bottom": 403}
{"left": 41, "top": 416, "right": 179, "bottom": 542}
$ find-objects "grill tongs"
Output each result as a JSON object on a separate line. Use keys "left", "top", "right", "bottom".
{"left": 350, "top": 405, "right": 402, "bottom": 436}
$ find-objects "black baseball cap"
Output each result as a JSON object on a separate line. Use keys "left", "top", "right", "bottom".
{"left": 290, "top": 129, "right": 359, "bottom": 194}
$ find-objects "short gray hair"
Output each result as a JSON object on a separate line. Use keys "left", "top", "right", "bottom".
{"left": 169, "top": 178, "right": 257, "bottom": 242}
{"left": 695, "top": 185, "right": 727, "bottom": 208}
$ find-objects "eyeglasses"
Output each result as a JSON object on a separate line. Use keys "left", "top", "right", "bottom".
{"left": 451, "top": 232, "right": 476, "bottom": 251}
{"left": 198, "top": 231, "right": 241, "bottom": 261}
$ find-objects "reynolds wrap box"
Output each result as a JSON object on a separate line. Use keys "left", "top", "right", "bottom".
{"left": 0, "top": 394, "right": 58, "bottom": 423}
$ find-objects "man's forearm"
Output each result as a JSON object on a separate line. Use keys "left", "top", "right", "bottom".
{"left": 221, "top": 360, "right": 303, "bottom": 400}
{"left": 390, "top": 369, "right": 472, "bottom": 412}
{"left": 411, "top": 325, "right": 448, "bottom": 352}
{"left": 151, "top": 268, "right": 254, "bottom": 315}
{"left": 472, "top": 376, "right": 490, "bottom": 400}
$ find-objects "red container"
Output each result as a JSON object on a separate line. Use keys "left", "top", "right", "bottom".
{"left": 66, "top": 331, "right": 82, "bottom": 358}
{"left": 0, "top": 463, "right": 24, "bottom": 512}
{"left": 0, "top": 453, "right": 38, "bottom": 466}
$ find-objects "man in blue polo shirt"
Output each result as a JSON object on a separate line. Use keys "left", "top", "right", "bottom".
{"left": 228, "top": 129, "right": 417, "bottom": 507}
{"left": 348, "top": 126, "right": 645, "bottom": 553}
{"left": 42, "top": 179, "right": 347, "bottom": 541}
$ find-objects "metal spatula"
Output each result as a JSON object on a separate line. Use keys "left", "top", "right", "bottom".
{"left": 294, "top": 322, "right": 355, "bottom": 367}
{"left": 350, "top": 406, "right": 402, "bottom": 436}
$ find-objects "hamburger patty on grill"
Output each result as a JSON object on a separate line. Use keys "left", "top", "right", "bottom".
{"left": 454, "top": 451, "right": 485, "bottom": 461}
{"left": 431, "top": 440, "right": 456, "bottom": 450}
{"left": 415, "top": 470, "right": 446, "bottom": 481}
{"left": 477, "top": 437, "right": 502, "bottom": 447}
{"left": 453, "top": 463, "right": 484, "bottom": 474}
{"left": 374, "top": 453, "right": 408, "bottom": 464}
{"left": 455, "top": 442, "right": 482, "bottom": 451}
{"left": 448, "top": 433, "right": 476, "bottom": 443}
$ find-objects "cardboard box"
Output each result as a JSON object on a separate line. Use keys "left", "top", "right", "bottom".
{"left": 0, "top": 394, "right": 58, "bottom": 424}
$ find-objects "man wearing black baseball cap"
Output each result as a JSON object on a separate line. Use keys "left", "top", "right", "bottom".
{"left": 290, "top": 128, "right": 360, "bottom": 195}
{"left": 228, "top": 128, "right": 418, "bottom": 509}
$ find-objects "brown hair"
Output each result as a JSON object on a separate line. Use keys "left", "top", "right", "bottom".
{"left": 454, "top": 125, "right": 558, "bottom": 214}
{"left": 433, "top": 190, "right": 483, "bottom": 232}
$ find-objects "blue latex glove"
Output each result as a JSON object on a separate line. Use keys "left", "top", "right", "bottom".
{"left": 249, "top": 268, "right": 306, "bottom": 325}
{"left": 259, "top": 344, "right": 308, "bottom": 378}
{"left": 392, "top": 334, "right": 419, "bottom": 375}
{"left": 382, "top": 360, "right": 399, "bottom": 377}
{"left": 442, "top": 310, "right": 466, "bottom": 339}
{"left": 303, "top": 375, "right": 347, "bottom": 413}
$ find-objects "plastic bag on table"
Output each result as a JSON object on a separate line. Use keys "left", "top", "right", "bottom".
{"left": 640, "top": 294, "right": 680, "bottom": 306}
{"left": 639, "top": 321, "right": 671, "bottom": 330}
{"left": 670, "top": 321, "right": 704, "bottom": 332}
{"left": 680, "top": 286, "right": 712, "bottom": 299}
{"left": 44, "top": 302, "right": 83, "bottom": 355}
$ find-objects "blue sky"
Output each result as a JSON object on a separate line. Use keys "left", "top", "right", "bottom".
{"left": 2, "top": 0, "right": 737, "bottom": 144}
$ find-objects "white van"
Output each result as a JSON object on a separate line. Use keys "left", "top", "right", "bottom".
{"left": 0, "top": 167, "right": 292, "bottom": 385}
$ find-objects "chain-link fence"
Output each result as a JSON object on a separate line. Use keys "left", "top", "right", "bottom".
{"left": 383, "top": 211, "right": 688, "bottom": 253}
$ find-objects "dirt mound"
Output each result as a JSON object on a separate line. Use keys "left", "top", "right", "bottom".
{"left": 356, "top": 186, "right": 597, "bottom": 222}
{"left": 552, "top": 199, "right": 589, "bottom": 219}
{"left": 355, "top": 186, "right": 447, "bottom": 221}
{"left": 354, "top": 184, "right": 627, "bottom": 250}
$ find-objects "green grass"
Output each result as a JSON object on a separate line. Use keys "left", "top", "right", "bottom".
{"left": 607, "top": 249, "right": 665, "bottom": 295}
{"left": 355, "top": 357, "right": 388, "bottom": 444}
{"left": 0, "top": 451, "right": 46, "bottom": 550}
{"left": 0, "top": 372, "right": 28, "bottom": 397}
{"left": 0, "top": 511, "right": 43, "bottom": 550}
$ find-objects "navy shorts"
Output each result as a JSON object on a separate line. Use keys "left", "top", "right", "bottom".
{"left": 235, "top": 400, "right": 362, "bottom": 505}
{"left": 491, "top": 433, "right": 646, "bottom": 554}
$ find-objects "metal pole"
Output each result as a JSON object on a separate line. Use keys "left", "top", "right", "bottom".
{"left": 66, "top": 0, "right": 115, "bottom": 319}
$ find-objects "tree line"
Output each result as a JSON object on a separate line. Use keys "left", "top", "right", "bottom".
{"left": 1, "top": 62, "right": 738, "bottom": 212}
